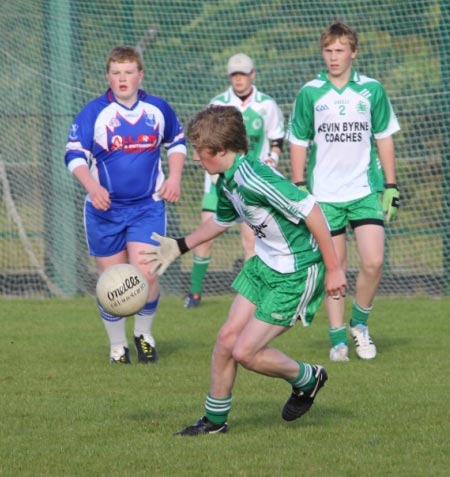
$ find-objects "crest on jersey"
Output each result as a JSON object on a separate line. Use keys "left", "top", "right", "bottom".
{"left": 356, "top": 101, "right": 368, "bottom": 113}
{"left": 251, "top": 118, "right": 262, "bottom": 130}
{"left": 108, "top": 117, "right": 122, "bottom": 128}
{"left": 145, "top": 113, "right": 156, "bottom": 127}
{"left": 69, "top": 124, "right": 79, "bottom": 140}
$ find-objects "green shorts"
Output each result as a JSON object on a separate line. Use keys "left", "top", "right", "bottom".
{"left": 319, "top": 193, "right": 384, "bottom": 235}
{"left": 201, "top": 182, "right": 218, "bottom": 212}
{"left": 232, "top": 255, "right": 325, "bottom": 327}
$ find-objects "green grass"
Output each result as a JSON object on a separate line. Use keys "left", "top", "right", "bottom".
{"left": 1, "top": 296, "right": 449, "bottom": 476}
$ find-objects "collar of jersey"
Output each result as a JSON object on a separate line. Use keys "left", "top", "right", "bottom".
{"left": 222, "top": 153, "right": 246, "bottom": 182}
{"left": 228, "top": 85, "right": 257, "bottom": 103}
{"left": 319, "top": 68, "right": 360, "bottom": 83}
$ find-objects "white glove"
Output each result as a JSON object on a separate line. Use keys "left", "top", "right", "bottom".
{"left": 141, "top": 232, "right": 182, "bottom": 275}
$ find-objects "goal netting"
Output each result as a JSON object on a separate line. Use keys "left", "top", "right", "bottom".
{"left": 1, "top": 0, "right": 449, "bottom": 297}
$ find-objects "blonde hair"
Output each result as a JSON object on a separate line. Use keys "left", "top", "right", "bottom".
{"left": 106, "top": 46, "right": 143, "bottom": 72}
{"left": 320, "top": 22, "right": 358, "bottom": 52}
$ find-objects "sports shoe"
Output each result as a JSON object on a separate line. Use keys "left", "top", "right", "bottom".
{"left": 110, "top": 346, "right": 131, "bottom": 364}
{"left": 282, "top": 365, "right": 328, "bottom": 421}
{"left": 350, "top": 324, "right": 377, "bottom": 360}
{"left": 184, "top": 293, "right": 201, "bottom": 308}
{"left": 329, "top": 343, "right": 350, "bottom": 362}
{"left": 175, "top": 416, "right": 228, "bottom": 436}
{"left": 134, "top": 334, "right": 158, "bottom": 363}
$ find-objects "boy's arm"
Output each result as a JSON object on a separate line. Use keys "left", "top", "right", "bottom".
{"left": 140, "top": 217, "right": 227, "bottom": 275}
{"left": 304, "top": 203, "right": 347, "bottom": 297}
{"left": 376, "top": 136, "right": 400, "bottom": 222}
{"left": 290, "top": 143, "right": 308, "bottom": 185}
{"left": 72, "top": 164, "right": 111, "bottom": 211}
{"left": 159, "top": 151, "right": 186, "bottom": 203}
{"left": 376, "top": 136, "right": 396, "bottom": 184}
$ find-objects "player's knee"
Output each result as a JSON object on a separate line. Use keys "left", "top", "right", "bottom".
{"left": 362, "top": 256, "right": 383, "bottom": 276}
{"left": 231, "top": 345, "right": 255, "bottom": 369}
{"left": 215, "top": 325, "right": 238, "bottom": 355}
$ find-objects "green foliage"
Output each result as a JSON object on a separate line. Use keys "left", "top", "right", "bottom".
{"left": 0, "top": 0, "right": 449, "bottom": 296}
{"left": 1, "top": 296, "right": 449, "bottom": 476}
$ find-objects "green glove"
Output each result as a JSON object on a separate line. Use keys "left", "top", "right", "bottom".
{"left": 382, "top": 184, "right": 400, "bottom": 222}
{"left": 295, "top": 180, "right": 309, "bottom": 194}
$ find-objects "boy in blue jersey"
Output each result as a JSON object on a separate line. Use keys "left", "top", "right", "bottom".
{"left": 288, "top": 22, "right": 400, "bottom": 361}
{"left": 141, "top": 105, "right": 346, "bottom": 435}
{"left": 65, "top": 46, "right": 186, "bottom": 364}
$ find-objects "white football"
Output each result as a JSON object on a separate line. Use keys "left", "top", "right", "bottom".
{"left": 96, "top": 264, "right": 149, "bottom": 316}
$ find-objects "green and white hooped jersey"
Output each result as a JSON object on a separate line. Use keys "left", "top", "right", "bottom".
{"left": 215, "top": 154, "right": 322, "bottom": 274}
{"left": 288, "top": 70, "right": 400, "bottom": 202}
{"left": 211, "top": 86, "right": 285, "bottom": 162}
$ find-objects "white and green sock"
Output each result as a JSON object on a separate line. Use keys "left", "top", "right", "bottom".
{"left": 329, "top": 326, "right": 348, "bottom": 347}
{"left": 288, "top": 362, "right": 315, "bottom": 391}
{"left": 205, "top": 392, "right": 232, "bottom": 425}
{"left": 350, "top": 302, "right": 372, "bottom": 327}
{"left": 190, "top": 255, "right": 211, "bottom": 295}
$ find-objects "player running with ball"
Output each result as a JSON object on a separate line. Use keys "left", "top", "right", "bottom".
{"left": 141, "top": 105, "right": 346, "bottom": 435}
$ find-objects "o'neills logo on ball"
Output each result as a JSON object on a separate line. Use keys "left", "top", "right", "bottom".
{"left": 107, "top": 275, "right": 142, "bottom": 301}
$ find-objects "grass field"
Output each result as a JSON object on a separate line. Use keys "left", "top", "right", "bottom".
{"left": 1, "top": 295, "right": 449, "bottom": 476}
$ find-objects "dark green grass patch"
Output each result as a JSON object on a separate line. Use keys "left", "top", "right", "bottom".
{"left": 1, "top": 296, "right": 449, "bottom": 476}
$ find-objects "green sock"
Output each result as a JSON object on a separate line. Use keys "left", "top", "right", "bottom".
{"left": 328, "top": 326, "right": 347, "bottom": 347}
{"left": 204, "top": 393, "right": 232, "bottom": 425}
{"left": 288, "top": 362, "right": 315, "bottom": 391}
{"left": 350, "top": 301, "right": 372, "bottom": 327}
{"left": 190, "top": 255, "right": 211, "bottom": 295}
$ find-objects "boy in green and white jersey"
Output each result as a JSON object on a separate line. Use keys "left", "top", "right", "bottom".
{"left": 288, "top": 21, "right": 401, "bottom": 361}
{"left": 185, "top": 53, "right": 285, "bottom": 308}
{"left": 141, "top": 105, "right": 346, "bottom": 435}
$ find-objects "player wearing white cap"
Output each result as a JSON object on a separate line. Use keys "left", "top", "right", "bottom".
{"left": 185, "top": 53, "right": 285, "bottom": 308}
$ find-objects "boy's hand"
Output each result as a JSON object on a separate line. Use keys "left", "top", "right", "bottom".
{"left": 382, "top": 184, "right": 400, "bottom": 222}
{"left": 140, "top": 233, "right": 182, "bottom": 275}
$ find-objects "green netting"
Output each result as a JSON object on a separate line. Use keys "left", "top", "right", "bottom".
{"left": 0, "top": 0, "right": 448, "bottom": 297}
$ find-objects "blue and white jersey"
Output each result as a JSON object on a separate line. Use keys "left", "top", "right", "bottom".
{"left": 65, "top": 89, "right": 186, "bottom": 206}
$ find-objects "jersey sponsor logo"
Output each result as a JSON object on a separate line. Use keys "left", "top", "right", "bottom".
{"left": 249, "top": 222, "right": 268, "bottom": 239}
{"left": 317, "top": 121, "right": 368, "bottom": 143}
{"left": 110, "top": 133, "right": 158, "bottom": 152}
{"left": 107, "top": 112, "right": 160, "bottom": 153}
{"left": 315, "top": 104, "right": 329, "bottom": 112}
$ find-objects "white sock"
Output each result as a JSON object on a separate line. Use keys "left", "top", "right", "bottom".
{"left": 134, "top": 312, "right": 156, "bottom": 338}
{"left": 98, "top": 304, "right": 128, "bottom": 351}
{"left": 134, "top": 297, "right": 159, "bottom": 339}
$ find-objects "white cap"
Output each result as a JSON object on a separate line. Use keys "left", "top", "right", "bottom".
{"left": 227, "top": 53, "right": 254, "bottom": 75}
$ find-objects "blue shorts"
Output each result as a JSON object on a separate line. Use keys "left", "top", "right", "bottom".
{"left": 84, "top": 200, "right": 166, "bottom": 257}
